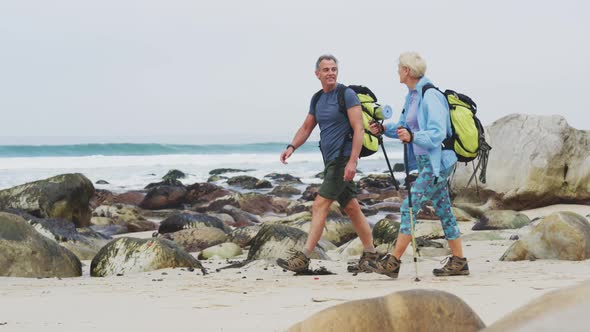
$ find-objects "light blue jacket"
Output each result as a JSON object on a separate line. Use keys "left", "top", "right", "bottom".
{"left": 383, "top": 76, "right": 457, "bottom": 177}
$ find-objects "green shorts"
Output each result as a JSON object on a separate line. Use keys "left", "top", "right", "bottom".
{"left": 318, "top": 157, "right": 357, "bottom": 208}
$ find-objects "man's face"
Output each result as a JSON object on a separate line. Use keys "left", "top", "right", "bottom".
{"left": 315, "top": 59, "right": 338, "bottom": 87}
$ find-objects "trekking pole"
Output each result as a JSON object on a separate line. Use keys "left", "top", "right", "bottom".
{"left": 379, "top": 136, "right": 400, "bottom": 191}
{"left": 403, "top": 142, "right": 420, "bottom": 282}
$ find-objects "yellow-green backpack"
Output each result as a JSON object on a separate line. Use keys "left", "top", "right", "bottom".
{"left": 311, "top": 84, "right": 390, "bottom": 158}
{"left": 422, "top": 84, "right": 492, "bottom": 184}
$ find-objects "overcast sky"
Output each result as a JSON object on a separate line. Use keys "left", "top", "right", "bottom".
{"left": 1, "top": 0, "right": 588, "bottom": 145}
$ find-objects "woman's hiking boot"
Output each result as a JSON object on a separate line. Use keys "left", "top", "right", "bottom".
{"left": 276, "top": 249, "right": 310, "bottom": 273}
{"left": 374, "top": 254, "right": 401, "bottom": 279}
{"left": 347, "top": 251, "right": 379, "bottom": 273}
{"left": 433, "top": 256, "right": 470, "bottom": 276}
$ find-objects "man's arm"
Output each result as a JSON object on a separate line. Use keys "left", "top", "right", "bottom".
{"left": 344, "top": 105, "right": 363, "bottom": 180}
{"left": 280, "top": 114, "right": 317, "bottom": 164}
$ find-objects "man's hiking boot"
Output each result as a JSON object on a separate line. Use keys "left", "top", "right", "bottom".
{"left": 374, "top": 254, "right": 401, "bottom": 279}
{"left": 276, "top": 249, "right": 310, "bottom": 273}
{"left": 347, "top": 251, "right": 379, "bottom": 273}
{"left": 433, "top": 256, "right": 470, "bottom": 277}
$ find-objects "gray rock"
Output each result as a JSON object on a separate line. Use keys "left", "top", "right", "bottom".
{"left": 248, "top": 224, "right": 329, "bottom": 260}
{"left": 373, "top": 217, "right": 400, "bottom": 246}
{"left": 162, "top": 169, "right": 186, "bottom": 180}
{"left": 0, "top": 212, "right": 82, "bottom": 278}
{"left": 144, "top": 178, "right": 184, "bottom": 190}
{"left": 473, "top": 210, "right": 530, "bottom": 230}
{"left": 90, "top": 237, "right": 204, "bottom": 277}
{"left": 209, "top": 168, "right": 254, "bottom": 176}
{"left": 288, "top": 289, "right": 485, "bottom": 332}
{"left": 500, "top": 211, "right": 590, "bottom": 261}
{"left": 269, "top": 185, "right": 302, "bottom": 198}
{"left": 227, "top": 175, "right": 262, "bottom": 189}
{"left": 452, "top": 114, "right": 590, "bottom": 210}
{"left": 199, "top": 242, "right": 243, "bottom": 260}
{"left": 161, "top": 227, "right": 228, "bottom": 252}
{"left": 0, "top": 173, "right": 94, "bottom": 227}
{"left": 8, "top": 210, "right": 111, "bottom": 260}
{"left": 140, "top": 185, "right": 187, "bottom": 210}
{"left": 283, "top": 217, "right": 356, "bottom": 247}
{"left": 483, "top": 280, "right": 590, "bottom": 332}
{"left": 157, "top": 212, "right": 229, "bottom": 234}
{"left": 229, "top": 225, "right": 262, "bottom": 247}
{"left": 263, "top": 173, "right": 303, "bottom": 185}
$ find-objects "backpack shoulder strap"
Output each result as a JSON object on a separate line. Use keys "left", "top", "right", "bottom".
{"left": 311, "top": 89, "right": 324, "bottom": 113}
{"left": 336, "top": 84, "right": 349, "bottom": 115}
{"left": 421, "top": 83, "right": 442, "bottom": 98}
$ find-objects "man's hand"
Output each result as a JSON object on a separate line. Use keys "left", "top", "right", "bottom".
{"left": 369, "top": 121, "right": 383, "bottom": 136}
{"left": 344, "top": 160, "right": 357, "bottom": 181}
{"left": 280, "top": 146, "right": 294, "bottom": 164}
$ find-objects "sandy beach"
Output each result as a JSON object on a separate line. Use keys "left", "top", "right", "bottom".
{"left": 1, "top": 204, "right": 589, "bottom": 332}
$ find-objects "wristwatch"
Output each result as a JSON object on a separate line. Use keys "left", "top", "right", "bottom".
{"left": 286, "top": 144, "right": 296, "bottom": 151}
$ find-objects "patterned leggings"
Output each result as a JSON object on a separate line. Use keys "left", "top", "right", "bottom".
{"left": 400, "top": 155, "right": 461, "bottom": 240}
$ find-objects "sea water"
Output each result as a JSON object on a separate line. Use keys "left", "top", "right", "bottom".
{"left": 0, "top": 142, "right": 405, "bottom": 192}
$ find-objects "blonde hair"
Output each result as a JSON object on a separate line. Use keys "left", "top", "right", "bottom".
{"left": 398, "top": 52, "right": 427, "bottom": 78}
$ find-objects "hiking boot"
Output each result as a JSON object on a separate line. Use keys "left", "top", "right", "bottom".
{"left": 347, "top": 251, "right": 379, "bottom": 273}
{"left": 433, "top": 256, "right": 470, "bottom": 277}
{"left": 374, "top": 254, "right": 401, "bottom": 279}
{"left": 276, "top": 249, "right": 310, "bottom": 273}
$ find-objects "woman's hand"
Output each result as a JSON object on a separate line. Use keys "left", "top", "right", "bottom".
{"left": 396, "top": 127, "right": 412, "bottom": 143}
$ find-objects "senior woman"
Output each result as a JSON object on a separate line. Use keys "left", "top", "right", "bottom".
{"left": 369, "top": 52, "right": 469, "bottom": 278}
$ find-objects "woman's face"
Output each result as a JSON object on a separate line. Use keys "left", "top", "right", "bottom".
{"left": 398, "top": 65, "right": 410, "bottom": 85}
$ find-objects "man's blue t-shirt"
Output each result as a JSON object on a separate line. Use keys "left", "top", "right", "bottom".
{"left": 309, "top": 84, "right": 361, "bottom": 163}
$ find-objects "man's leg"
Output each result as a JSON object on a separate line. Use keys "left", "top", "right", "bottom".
{"left": 341, "top": 198, "right": 373, "bottom": 249}
{"left": 302, "top": 194, "right": 334, "bottom": 255}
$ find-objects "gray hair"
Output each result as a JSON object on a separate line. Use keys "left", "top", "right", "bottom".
{"left": 398, "top": 52, "right": 427, "bottom": 78}
{"left": 315, "top": 54, "right": 338, "bottom": 70}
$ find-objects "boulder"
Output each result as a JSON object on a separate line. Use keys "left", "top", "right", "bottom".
{"left": 90, "top": 237, "right": 204, "bottom": 277}
{"left": 144, "top": 178, "right": 184, "bottom": 190}
{"left": 288, "top": 289, "right": 485, "bottom": 332}
{"left": 185, "top": 182, "right": 231, "bottom": 204}
{"left": 284, "top": 217, "right": 356, "bottom": 247}
{"left": 247, "top": 224, "right": 329, "bottom": 260}
{"left": 358, "top": 174, "right": 397, "bottom": 191}
{"left": 301, "top": 184, "right": 321, "bottom": 201}
{"left": 0, "top": 173, "right": 94, "bottom": 227}
{"left": 236, "top": 192, "right": 277, "bottom": 215}
{"left": 263, "top": 173, "right": 303, "bottom": 185}
{"left": 0, "top": 212, "right": 82, "bottom": 277}
{"left": 209, "top": 168, "right": 253, "bottom": 176}
{"left": 193, "top": 193, "right": 241, "bottom": 213}
{"left": 227, "top": 175, "right": 269, "bottom": 189}
{"left": 199, "top": 242, "right": 243, "bottom": 259}
{"left": 229, "top": 225, "right": 262, "bottom": 247}
{"left": 162, "top": 169, "right": 186, "bottom": 181}
{"left": 452, "top": 207, "right": 475, "bottom": 222}
{"left": 92, "top": 204, "right": 157, "bottom": 233}
{"left": 139, "top": 185, "right": 187, "bottom": 210}
{"left": 161, "top": 227, "right": 228, "bottom": 252}
{"left": 452, "top": 114, "right": 590, "bottom": 210}
{"left": 219, "top": 205, "right": 260, "bottom": 227}
{"left": 372, "top": 217, "right": 400, "bottom": 247}
{"left": 269, "top": 185, "right": 302, "bottom": 198}
{"left": 157, "top": 212, "right": 229, "bottom": 234}
{"left": 472, "top": 210, "right": 530, "bottom": 230}
{"left": 500, "top": 211, "right": 590, "bottom": 261}
{"left": 9, "top": 210, "right": 111, "bottom": 260}
{"left": 484, "top": 280, "right": 590, "bottom": 331}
